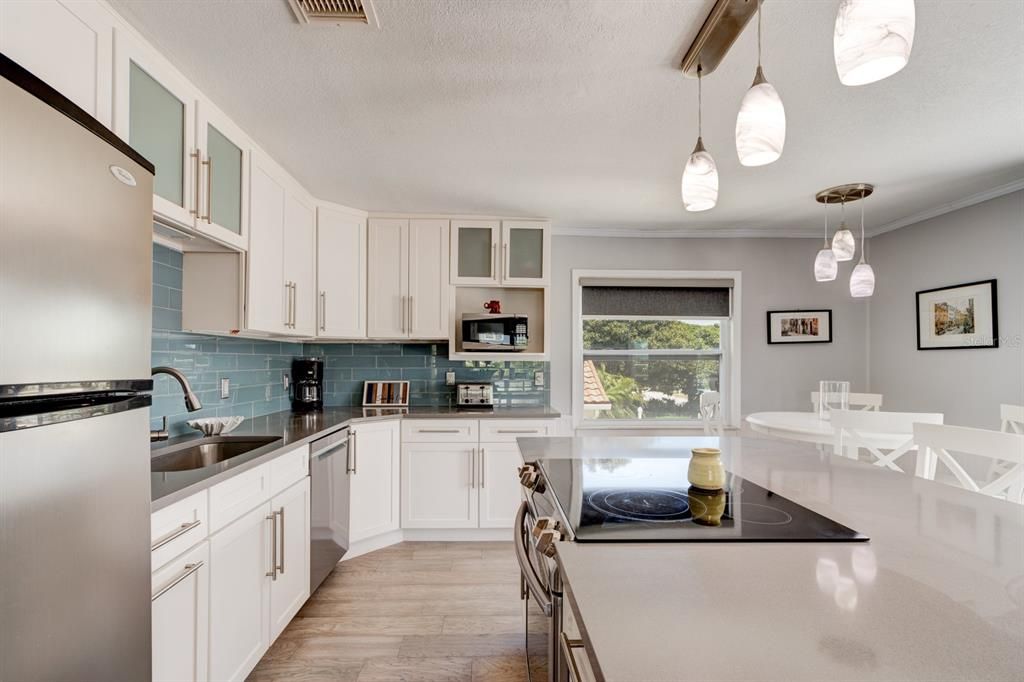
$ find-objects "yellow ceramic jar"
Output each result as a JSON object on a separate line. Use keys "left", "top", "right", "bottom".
{"left": 687, "top": 447, "right": 726, "bottom": 491}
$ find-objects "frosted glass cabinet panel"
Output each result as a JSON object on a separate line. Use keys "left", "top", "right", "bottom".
{"left": 450, "top": 220, "right": 499, "bottom": 285}
{"left": 196, "top": 101, "right": 249, "bottom": 250}
{"left": 503, "top": 221, "right": 549, "bottom": 284}
{"left": 206, "top": 125, "right": 242, "bottom": 234}
{"left": 129, "top": 63, "right": 185, "bottom": 207}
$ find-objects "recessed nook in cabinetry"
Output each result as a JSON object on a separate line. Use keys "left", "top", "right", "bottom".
{"left": 449, "top": 286, "right": 548, "bottom": 360}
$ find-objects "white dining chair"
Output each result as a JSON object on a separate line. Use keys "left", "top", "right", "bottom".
{"left": 914, "top": 423, "right": 1024, "bottom": 503}
{"left": 1001, "top": 404, "right": 1024, "bottom": 434}
{"left": 831, "top": 409, "right": 944, "bottom": 472}
{"left": 699, "top": 391, "right": 723, "bottom": 435}
{"left": 811, "top": 391, "right": 883, "bottom": 412}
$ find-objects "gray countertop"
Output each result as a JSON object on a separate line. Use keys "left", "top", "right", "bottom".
{"left": 524, "top": 436, "right": 1024, "bottom": 682}
{"left": 151, "top": 405, "right": 559, "bottom": 510}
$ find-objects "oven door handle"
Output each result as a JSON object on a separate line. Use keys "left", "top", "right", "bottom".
{"left": 514, "top": 500, "right": 553, "bottom": 617}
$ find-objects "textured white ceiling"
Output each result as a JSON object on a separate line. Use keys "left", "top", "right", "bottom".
{"left": 110, "top": 0, "right": 1024, "bottom": 235}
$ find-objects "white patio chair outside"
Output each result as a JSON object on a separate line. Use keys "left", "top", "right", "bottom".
{"left": 914, "top": 423, "right": 1024, "bottom": 504}
{"left": 811, "top": 391, "right": 883, "bottom": 413}
{"left": 699, "top": 391, "right": 723, "bottom": 435}
{"left": 831, "top": 409, "right": 943, "bottom": 472}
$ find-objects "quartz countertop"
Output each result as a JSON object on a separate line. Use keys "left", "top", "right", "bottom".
{"left": 151, "top": 405, "right": 559, "bottom": 510}
{"left": 523, "top": 436, "right": 1024, "bottom": 682}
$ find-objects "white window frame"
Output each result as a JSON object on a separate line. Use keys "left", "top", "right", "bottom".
{"left": 572, "top": 269, "right": 742, "bottom": 430}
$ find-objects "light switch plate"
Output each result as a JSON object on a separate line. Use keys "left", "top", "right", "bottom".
{"left": 220, "top": 378, "right": 230, "bottom": 399}
{"left": 445, "top": 371, "right": 456, "bottom": 386}
{"left": 534, "top": 371, "right": 545, "bottom": 387}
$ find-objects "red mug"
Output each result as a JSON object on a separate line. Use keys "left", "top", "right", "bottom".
{"left": 483, "top": 300, "right": 502, "bottom": 314}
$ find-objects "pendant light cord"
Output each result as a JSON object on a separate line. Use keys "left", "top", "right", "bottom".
{"left": 757, "top": 0, "right": 763, "bottom": 68}
{"left": 859, "top": 197, "right": 867, "bottom": 263}
{"left": 697, "top": 63, "right": 703, "bottom": 138}
{"left": 823, "top": 200, "right": 829, "bottom": 247}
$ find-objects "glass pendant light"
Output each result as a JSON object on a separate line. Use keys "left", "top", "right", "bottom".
{"left": 850, "top": 197, "right": 875, "bottom": 297}
{"left": 834, "top": 0, "right": 916, "bottom": 86}
{"left": 814, "top": 200, "right": 838, "bottom": 282}
{"left": 735, "top": 0, "right": 786, "bottom": 167}
{"left": 682, "top": 64, "right": 718, "bottom": 212}
{"left": 831, "top": 198, "right": 856, "bottom": 261}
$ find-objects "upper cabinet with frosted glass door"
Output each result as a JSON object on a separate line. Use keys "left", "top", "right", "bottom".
{"left": 113, "top": 30, "right": 248, "bottom": 251}
{"left": 450, "top": 219, "right": 549, "bottom": 286}
{"left": 501, "top": 221, "right": 549, "bottom": 285}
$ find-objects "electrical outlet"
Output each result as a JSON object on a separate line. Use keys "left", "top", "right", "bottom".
{"left": 220, "top": 378, "right": 230, "bottom": 399}
{"left": 534, "top": 371, "right": 545, "bottom": 387}
{"left": 445, "top": 371, "right": 456, "bottom": 386}
{"left": 265, "top": 385, "right": 272, "bottom": 401}
{"left": 283, "top": 373, "right": 290, "bottom": 391}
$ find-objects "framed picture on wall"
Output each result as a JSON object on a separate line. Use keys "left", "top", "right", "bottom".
{"left": 916, "top": 279, "right": 998, "bottom": 350}
{"left": 766, "top": 309, "right": 832, "bottom": 344}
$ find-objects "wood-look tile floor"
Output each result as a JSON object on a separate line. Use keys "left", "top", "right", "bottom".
{"left": 248, "top": 541, "right": 537, "bottom": 682}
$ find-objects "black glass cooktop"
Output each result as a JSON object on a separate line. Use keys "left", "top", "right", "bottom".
{"left": 536, "top": 456, "right": 867, "bottom": 543}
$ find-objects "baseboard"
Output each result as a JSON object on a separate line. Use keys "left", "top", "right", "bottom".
{"left": 343, "top": 527, "right": 513, "bottom": 560}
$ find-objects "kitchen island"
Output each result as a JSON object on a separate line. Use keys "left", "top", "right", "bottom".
{"left": 518, "top": 436, "right": 1024, "bottom": 682}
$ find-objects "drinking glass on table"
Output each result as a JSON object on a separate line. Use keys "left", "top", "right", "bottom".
{"left": 818, "top": 381, "right": 850, "bottom": 420}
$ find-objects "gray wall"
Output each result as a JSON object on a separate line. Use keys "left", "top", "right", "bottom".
{"left": 867, "top": 191, "right": 1024, "bottom": 428}
{"left": 549, "top": 235, "right": 870, "bottom": 420}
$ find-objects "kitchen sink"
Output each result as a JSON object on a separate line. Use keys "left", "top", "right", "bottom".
{"left": 151, "top": 435, "right": 281, "bottom": 472}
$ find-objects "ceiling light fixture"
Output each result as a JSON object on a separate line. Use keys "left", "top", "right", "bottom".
{"left": 834, "top": 0, "right": 916, "bottom": 86}
{"left": 682, "top": 64, "right": 719, "bottom": 212}
{"left": 735, "top": 0, "right": 786, "bottom": 167}
{"left": 814, "top": 199, "right": 838, "bottom": 282}
{"left": 849, "top": 196, "right": 876, "bottom": 297}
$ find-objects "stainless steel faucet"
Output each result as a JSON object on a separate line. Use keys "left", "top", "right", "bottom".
{"left": 151, "top": 366, "right": 203, "bottom": 442}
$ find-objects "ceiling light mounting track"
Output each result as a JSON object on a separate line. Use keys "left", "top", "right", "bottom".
{"left": 814, "top": 183, "right": 874, "bottom": 205}
{"left": 680, "top": 0, "right": 761, "bottom": 78}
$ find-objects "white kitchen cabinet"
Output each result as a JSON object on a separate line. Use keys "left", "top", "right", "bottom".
{"left": 208, "top": 503, "right": 271, "bottom": 682}
{"left": 152, "top": 540, "right": 210, "bottom": 682}
{"left": 367, "top": 218, "right": 409, "bottom": 338}
{"left": 317, "top": 204, "right": 367, "bottom": 338}
{"left": 268, "top": 478, "right": 311, "bottom": 640}
{"left": 195, "top": 100, "right": 249, "bottom": 250}
{"left": 114, "top": 29, "right": 198, "bottom": 231}
{"left": 284, "top": 189, "right": 317, "bottom": 336}
{"left": 247, "top": 151, "right": 313, "bottom": 337}
{"left": 401, "top": 442, "right": 479, "bottom": 529}
{"left": 478, "top": 444, "right": 525, "bottom": 528}
{"left": 367, "top": 218, "right": 450, "bottom": 339}
{"left": 450, "top": 219, "right": 500, "bottom": 285}
{"left": 451, "top": 219, "right": 550, "bottom": 286}
{"left": 349, "top": 420, "right": 401, "bottom": 542}
{"left": 409, "top": 219, "right": 451, "bottom": 338}
{"left": 0, "top": 0, "right": 113, "bottom": 127}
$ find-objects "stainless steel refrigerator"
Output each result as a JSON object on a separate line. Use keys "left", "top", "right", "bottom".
{"left": 1, "top": 54, "right": 156, "bottom": 681}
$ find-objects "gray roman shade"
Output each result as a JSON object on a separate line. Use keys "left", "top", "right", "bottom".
{"left": 582, "top": 284, "right": 731, "bottom": 317}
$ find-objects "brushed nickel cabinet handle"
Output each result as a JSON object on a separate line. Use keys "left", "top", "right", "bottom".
{"left": 470, "top": 448, "right": 476, "bottom": 489}
{"left": 291, "top": 282, "right": 298, "bottom": 328}
{"left": 151, "top": 519, "right": 201, "bottom": 551}
{"left": 497, "top": 429, "right": 541, "bottom": 434}
{"left": 351, "top": 430, "right": 358, "bottom": 474}
{"left": 201, "top": 156, "right": 212, "bottom": 223}
{"left": 490, "top": 243, "right": 496, "bottom": 279}
{"left": 346, "top": 431, "right": 355, "bottom": 474}
{"left": 190, "top": 150, "right": 201, "bottom": 216}
{"left": 409, "top": 295, "right": 414, "bottom": 334}
{"left": 503, "top": 242, "right": 509, "bottom": 280}
{"left": 266, "top": 512, "right": 278, "bottom": 580}
{"left": 151, "top": 561, "right": 204, "bottom": 601}
{"left": 276, "top": 507, "right": 285, "bottom": 575}
{"left": 480, "top": 447, "right": 486, "bottom": 488}
{"left": 418, "top": 428, "right": 461, "bottom": 434}
{"left": 283, "top": 281, "right": 290, "bottom": 327}
{"left": 320, "top": 291, "right": 326, "bottom": 332}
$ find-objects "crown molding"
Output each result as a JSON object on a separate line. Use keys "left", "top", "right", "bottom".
{"left": 865, "top": 178, "right": 1024, "bottom": 237}
{"left": 553, "top": 179, "right": 1024, "bottom": 240}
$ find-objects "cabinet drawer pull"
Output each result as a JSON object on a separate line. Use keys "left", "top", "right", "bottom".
{"left": 190, "top": 150, "right": 201, "bottom": 216}
{"left": 417, "top": 428, "right": 461, "bottom": 434}
{"left": 151, "top": 519, "right": 201, "bottom": 551}
{"left": 560, "top": 632, "right": 587, "bottom": 682}
{"left": 496, "top": 429, "right": 541, "bottom": 434}
{"left": 320, "top": 291, "right": 327, "bottom": 332}
{"left": 276, "top": 507, "right": 286, "bottom": 575}
{"left": 480, "top": 447, "right": 486, "bottom": 488}
{"left": 201, "top": 155, "right": 212, "bottom": 223}
{"left": 152, "top": 561, "right": 204, "bottom": 602}
{"left": 470, "top": 448, "right": 476, "bottom": 489}
{"left": 266, "top": 512, "right": 278, "bottom": 581}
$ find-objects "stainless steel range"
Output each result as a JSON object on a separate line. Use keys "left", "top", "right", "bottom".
{"left": 513, "top": 437, "right": 867, "bottom": 682}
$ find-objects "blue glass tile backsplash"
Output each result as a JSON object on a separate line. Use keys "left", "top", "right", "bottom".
{"left": 150, "top": 244, "right": 549, "bottom": 437}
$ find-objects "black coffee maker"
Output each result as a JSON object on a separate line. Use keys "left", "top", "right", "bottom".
{"left": 291, "top": 357, "right": 323, "bottom": 412}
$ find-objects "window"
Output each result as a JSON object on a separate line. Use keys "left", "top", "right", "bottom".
{"left": 573, "top": 274, "right": 738, "bottom": 427}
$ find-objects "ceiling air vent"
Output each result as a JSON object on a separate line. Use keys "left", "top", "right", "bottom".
{"left": 287, "top": 0, "right": 379, "bottom": 28}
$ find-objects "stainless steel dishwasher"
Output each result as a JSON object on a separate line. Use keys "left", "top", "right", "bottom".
{"left": 309, "top": 426, "right": 352, "bottom": 593}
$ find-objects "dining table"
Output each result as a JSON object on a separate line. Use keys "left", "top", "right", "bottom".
{"left": 745, "top": 410, "right": 912, "bottom": 451}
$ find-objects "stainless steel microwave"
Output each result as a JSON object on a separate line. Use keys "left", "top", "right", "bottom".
{"left": 461, "top": 314, "right": 528, "bottom": 351}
